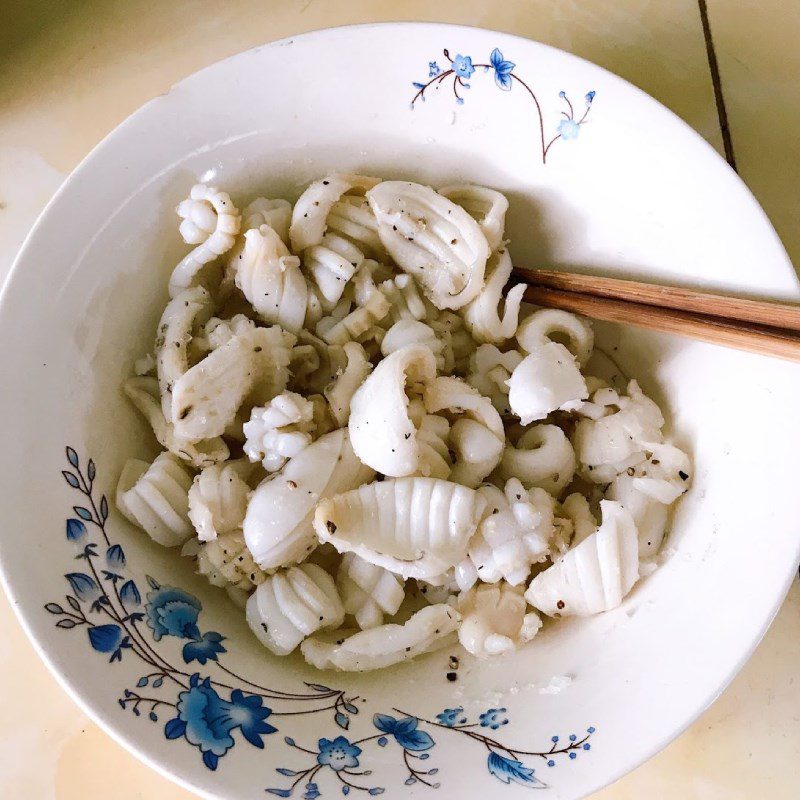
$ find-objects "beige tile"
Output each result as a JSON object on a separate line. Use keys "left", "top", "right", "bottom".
{"left": 705, "top": 0, "right": 800, "bottom": 268}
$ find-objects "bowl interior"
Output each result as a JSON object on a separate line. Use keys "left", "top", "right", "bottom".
{"left": 2, "top": 23, "right": 800, "bottom": 800}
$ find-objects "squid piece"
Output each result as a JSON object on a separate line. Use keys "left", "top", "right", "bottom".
{"left": 438, "top": 183, "right": 509, "bottom": 252}
{"left": 116, "top": 452, "right": 195, "bottom": 547}
{"left": 187, "top": 459, "right": 255, "bottom": 542}
{"left": 516, "top": 308, "right": 594, "bottom": 366}
{"left": 380, "top": 319, "right": 446, "bottom": 371}
{"left": 244, "top": 391, "right": 317, "bottom": 472}
{"left": 300, "top": 603, "right": 461, "bottom": 671}
{"left": 324, "top": 341, "right": 373, "bottom": 426}
{"left": 507, "top": 342, "right": 588, "bottom": 425}
{"left": 466, "top": 344, "right": 523, "bottom": 415}
{"left": 314, "top": 477, "right": 487, "bottom": 581}
{"left": 195, "top": 530, "right": 266, "bottom": 592}
{"left": 458, "top": 582, "right": 542, "bottom": 658}
{"left": 336, "top": 553, "right": 405, "bottom": 629}
{"left": 463, "top": 249, "right": 525, "bottom": 345}
{"left": 367, "top": 181, "right": 489, "bottom": 309}
{"left": 498, "top": 423, "right": 577, "bottom": 495}
{"left": 243, "top": 429, "right": 374, "bottom": 570}
{"left": 348, "top": 344, "right": 437, "bottom": 477}
{"left": 170, "top": 183, "right": 241, "bottom": 297}
{"left": 246, "top": 563, "right": 345, "bottom": 655}
{"left": 242, "top": 197, "right": 292, "bottom": 244}
{"left": 423, "top": 376, "right": 504, "bottom": 488}
{"left": 525, "top": 500, "right": 639, "bottom": 617}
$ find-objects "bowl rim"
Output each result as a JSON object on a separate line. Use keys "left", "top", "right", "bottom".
{"left": 1, "top": 21, "right": 798, "bottom": 800}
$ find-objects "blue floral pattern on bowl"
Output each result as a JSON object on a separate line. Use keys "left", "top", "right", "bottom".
{"left": 46, "top": 446, "right": 596, "bottom": 793}
{"left": 411, "top": 47, "right": 596, "bottom": 163}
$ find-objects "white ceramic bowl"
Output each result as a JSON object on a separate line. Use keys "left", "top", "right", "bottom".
{"left": 2, "top": 22, "right": 800, "bottom": 800}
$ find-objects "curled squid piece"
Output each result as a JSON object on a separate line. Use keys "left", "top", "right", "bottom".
{"left": 336, "top": 552, "right": 405, "bottom": 629}
{"left": 423, "top": 376, "right": 504, "bottom": 488}
{"left": 244, "top": 429, "right": 374, "bottom": 570}
{"left": 438, "top": 184, "right": 509, "bottom": 252}
{"left": 170, "top": 184, "right": 241, "bottom": 297}
{"left": 232, "top": 224, "right": 314, "bottom": 334}
{"left": 455, "top": 479, "right": 555, "bottom": 591}
{"left": 116, "top": 452, "right": 195, "bottom": 547}
{"left": 498, "top": 423, "right": 576, "bottom": 495}
{"left": 507, "top": 342, "right": 588, "bottom": 425}
{"left": 353, "top": 259, "right": 394, "bottom": 306}
{"left": 195, "top": 530, "right": 267, "bottom": 592}
{"left": 246, "top": 563, "right": 345, "bottom": 656}
{"left": 416, "top": 414, "right": 452, "bottom": 479}
{"left": 348, "top": 344, "right": 437, "bottom": 476}
{"left": 171, "top": 325, "right": 295, "bottom": 442}
{"left": 571, "top": 380, "right": 665, "bottom": 483}
{"left": 381, "top": 319, "right": 445, "bottom": 371}
{"left": 516, "top": 308, "right": 594, "bottom": 367}
{"left": 314, "top": 477, "right": 487, "bottom": 581}
{"left": 525, "top": 500, "right": 639, "bottom": 617}
{"left": 324, "top": 341, "right": 373, "bottom": 426}
{"left": 463, "top": 249, "right": 525, "bottom": 345}
{"left": 242, "top": 197, "right": 292, "bottom": 244}
{"left": 155, "top": 286, "right": 214, "bottom": 420}
{"left": 367, "top": 181, "right": 489, "bottom": 310}
{"left": 379, "top": 274, "right": 428, "bottom": 324}
{"left": 123, "top": 377, "right": 229, "bottom": 468}
{"left": 300, "top": 603, "right": 461, "bottom": 671}
{"left": 290, "top": 174, "right": 382, "bottom": 310}
{"left": 458, "top": 582, "right": 542, "bottom": 658}
{"left": 187, "top": 459, "right": 255, "bottom": 542}
{"left": 244, "top": 391, "right": 316, "bottom": 472}
{"left": 290, "top": 330, "right": 347, "bottom": 395}
{"left": 467, "top": 344, "right": 523, "bottom": 415}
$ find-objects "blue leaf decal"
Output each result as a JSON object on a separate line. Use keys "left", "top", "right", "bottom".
{"left": 66, "top": 518, "right": 87, "bottom": 541}
{"left": 404, "top": 778, "right": 416, "bottom": 785}
{"left": 62, "top": 471, "right": 80, "bottom": 489}
{"left": 490, "top": 47, "right": 503, "bottom": 68}
{"left": 396, "top": 728, "right": 435, "bottom": 752}
{"left": 152, "top": 676, "right": 163, "bottom": 688}
{"left": 344, "top": 702, "right": 359, "bottom": 715}
{"left": 377, "top": 737, "right": 388, "bottom": 747}
{"left": 284, "top": 737, "right": 296, "bottom": 746}
{"left": 335, "top": 711, "right": 350, "bottom": 730}
{"left": 100, "top": 495, "right": 109, "bottom": 521}
{"left": 65, "top": 572, "right": 99, "bottom": 601}
{"left": 495, "top": 71, "right": 513, "bottom": 91}
{"left": 66, "top": 446, "right": 79, "bottom": 468}
{"left": 393, "top": 717, "right": 418, "bottom": 735}
{"left": 146, "top": 575, "right": 160, "bottom": 590}
{"left": 164, "top": 718, "right": 186, "bottom": 739}
{"left": 120, "top": 580, "right": 141, "bottom": 608}
{"left": 412, "top": 82, "right": 426, "bottom": 89}
{"left": 341, "top": 788, "right": 350, "bottom": 796}
{"left": 368, "top": 790, "right": 384, "bottom": 796}
{"left": 202, "top": 750, "right": 219, "bottom": 770}
{"left": 267, "top": 790, "right": 292, "bottom": 798}
{"left": 486, "top": 752, "right": 543, "bottom": 787}
{"left": 149, "top": 711, "right": 158, "bottom": 722}
{"left": 372, "top": 713, "right": 397, "bottom": 734}
{"left": 87, "top": 624, "right": 123, "bottom": 653}
{"left": 306, "top": 683, "right": 332, "bottom": 693}
{"left": 56, "top": 618, "right": 77, "bottom": 628}
{"left": 45, "top": 603, "right": 64, "bottom": 614}
{"left": 87, "top": 459, "right": 96, "bottom": 481}
{"left": 276, "top": 768, "right": 302, "bottom": 776}
{"left": 136, "top": 677, "right": 148, "bottom": 687}
{"left": 73, "top": 506, "right": 93, "bottom": 521}
{"left": 418, "top": 753, "right": 430, "bottom": 760}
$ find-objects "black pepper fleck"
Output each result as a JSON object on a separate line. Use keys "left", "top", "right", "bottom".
{"left": 326, "top": 520, "right": 337, "bottom": 534}
{"left": 679, "top": 470, "right": 689, "bottom": 481}
{"left": 446, "top": 672, "right": 457, "bottom": 682}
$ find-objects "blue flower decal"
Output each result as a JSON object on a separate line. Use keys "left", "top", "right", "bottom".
{"left": 479, "top": 708, "right": 508, "bottom": 730}
{"left": 88, "top": 623, "right": 122, "bottom": 653}
{"left": 303, "top": 782, "right": 321, "bottom": 800}
{"left": 120, "top": 579, "right": 141, "bottom": 608}
{"left": 428, "top": 61, "right": 441, "bottom": 77}
{"left": 557, "top": 118, "right": 581, "bottom": 140}
{"left": 487, "top": 752, "right": 544, "bottom": 787}
{"left": 65, "top": 518, "right": 87, "bottom": 541}
{"left": 106, "top": 544, "right": 126, "bottom": 569}
{"left": 182, "top": 631, "right": 226, "bottom": 665}
{"left": 317, "top": 736, "right": 362, "bottom": 771}
{"left": 145, "top": 581, "right": 202, "bottom": 641}
{"left": 489, "top": 48, "right": 515, "bottom": 90}
{"left": 165, "top": 674, "right": 276, "bottom": 769}
{"left": 451, "top": 54, "right": 475, "bottom": 79}
{"left": 436, "top": 707, "right": 467, "bottom": 727}
{"left": 586, "top": 90, "right": 596, "bottom": 105}
{"left": 373, "top": 714, "right": 434, "bottom": 751}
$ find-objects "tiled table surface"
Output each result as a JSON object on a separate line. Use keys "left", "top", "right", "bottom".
{"left": 1, "top": 2, "right": 799, "bottom": 797}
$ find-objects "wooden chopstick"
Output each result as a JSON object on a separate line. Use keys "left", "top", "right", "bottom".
{"left": 514, "top": 268, "right": 800, "bottom": 332}
{"left": 511, "top": 269, "right": 800, "bottom": 362}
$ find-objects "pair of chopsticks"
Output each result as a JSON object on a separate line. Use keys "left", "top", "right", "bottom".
{"left": 511, "top": 268, "right": 800, "bottom": 362}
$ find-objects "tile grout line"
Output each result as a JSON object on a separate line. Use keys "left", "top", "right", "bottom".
{"left": 697, "top": 0, "right": 737, "bottom": 171}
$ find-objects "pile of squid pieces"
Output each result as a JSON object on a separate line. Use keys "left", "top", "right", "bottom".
{"left": 116, "top": 174, "right": 691, "bottom": 672}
